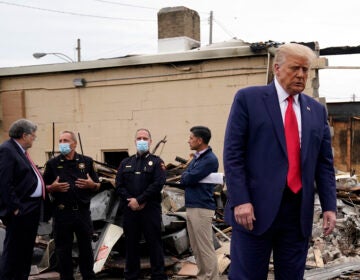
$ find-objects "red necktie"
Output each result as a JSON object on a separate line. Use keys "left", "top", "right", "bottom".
{"left": 285, "top": 96, "right": 302, "bottom": 193}
{"left": 26, "top": 151, "right": 46, "bottom": 199}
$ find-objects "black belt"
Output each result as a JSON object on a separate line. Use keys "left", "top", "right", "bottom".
{"left": 284, "top": 186, "right": 302, "bottom": 196}
{"left": 56, "top": 202, "right": 89, "bottom": 211}
{"left": 27, "top": 196, "right": 42, "bottom": 201}
{"left": 283, "top": 186, "right": 302, "bottom": 204}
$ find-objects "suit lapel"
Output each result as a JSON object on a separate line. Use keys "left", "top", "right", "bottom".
{"left": 299, "top": 94, "right": 311, "bottom": 164}
{"left": 263, "top": 83, "right": 287, "bottom": 156}
{"left": 262, "top": 87, "right": 313, "bottom": 166}
{"left": 9, "top": 139, "right": 32, "bottom": 168}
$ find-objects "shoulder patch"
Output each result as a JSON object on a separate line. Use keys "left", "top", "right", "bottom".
{"left": 160, "top": 162, "right": 166, "bottom": 171}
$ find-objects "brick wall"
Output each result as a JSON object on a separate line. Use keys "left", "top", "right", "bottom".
{"left": 158, "top": 6, "right": 200, "bottom": 41}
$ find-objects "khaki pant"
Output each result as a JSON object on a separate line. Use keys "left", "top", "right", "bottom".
{"left": 186, "top": 208, "right": 219, "bottom": 280}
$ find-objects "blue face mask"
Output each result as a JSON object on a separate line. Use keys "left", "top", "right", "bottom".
{"left": 59, "top": 143, "right": 71, "bottom": 155}
{"left": 136, "top": 140, "right": 149, "bottom": 153}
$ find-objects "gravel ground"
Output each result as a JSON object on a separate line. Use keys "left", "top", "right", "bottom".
{"left": 29, "top": 270, "right": 229, "bottom": 279}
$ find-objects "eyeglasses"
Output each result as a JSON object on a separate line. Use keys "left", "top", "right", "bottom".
{"left": 25, "top": 133, "right": 37, "bottom": 140}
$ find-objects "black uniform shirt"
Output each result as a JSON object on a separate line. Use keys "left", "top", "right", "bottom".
{"left": 43, "top": 153, "right": 99, "bottom": 205}
{"left": 115, "top": 152, "right": 166, "bottom": 205}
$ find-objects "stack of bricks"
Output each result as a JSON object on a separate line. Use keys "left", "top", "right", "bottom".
{"left": 157, "top": 6, "right": 200, "bottom": 41}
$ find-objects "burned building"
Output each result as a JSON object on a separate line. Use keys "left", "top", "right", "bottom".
{"left": 0, "top": 6, "right": 323, "bottom": 173}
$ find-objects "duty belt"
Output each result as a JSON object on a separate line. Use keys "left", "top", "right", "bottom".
{"left": 56, "top": 201, "right": 88, "bottom": 211}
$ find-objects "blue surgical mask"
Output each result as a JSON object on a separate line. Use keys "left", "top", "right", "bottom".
{"left": 136, "top": 140, "right": 149, "bottom": 153}
{"left": 59, "top": 143, "right": 71, "bottom": 155}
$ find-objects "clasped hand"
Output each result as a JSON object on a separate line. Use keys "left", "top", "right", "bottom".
{"left": 127, "top": 198, "right": 146, "bottom": 211}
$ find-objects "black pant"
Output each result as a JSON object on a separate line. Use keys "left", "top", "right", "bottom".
{"left": 53, "top": 206, "right": 95, "bottom": 280}
{"left": 0, "top": 205, "right": 40, "bottom": 280}
{"left": 123, "top": 203, "right": 167, "bottom": 280}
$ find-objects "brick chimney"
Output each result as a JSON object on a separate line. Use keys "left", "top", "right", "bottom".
{"left": 157, "top": 6, "right": 200, "bottom": 53}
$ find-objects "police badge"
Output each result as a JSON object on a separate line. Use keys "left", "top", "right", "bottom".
{"left": 78, "top": 163, "right": 85, "bottom": 173}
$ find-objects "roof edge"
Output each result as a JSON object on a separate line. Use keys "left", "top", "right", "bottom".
{"left": 0, "top": 44, "right": 265, "bottom": 77}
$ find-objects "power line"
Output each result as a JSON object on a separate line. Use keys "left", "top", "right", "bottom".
{"left": 0, "top": 0, "right": 155, "bottom": 22}
{"left": 213, "top": 18, "right": 236, "bottom": 39}
{"left": 93, "top": 0, "right": 157, "bottom": 10}
{"left": 94, "top": 1, "right": 211, "bottom": 15}
{"left": 87, "top": 34, "right": 156, "bottom": 59}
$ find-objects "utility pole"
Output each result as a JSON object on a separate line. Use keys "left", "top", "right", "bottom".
{"left": 209, "top": 11, "right": 213, "bottom": 45}
{"left": 76, "top": 38, "right": 81, "bottom": 62}
{"left": 312, "top": 42, "right": 320, "bottom": 98}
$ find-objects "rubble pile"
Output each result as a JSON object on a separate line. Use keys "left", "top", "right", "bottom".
{"left": 95, "top": 158, "right": 231, "bottom": 277}
{"left": 3, "top": 163, "right": 360, "bottom": 279}
{"left": 306, "top": 197, "right": 359, "bottom": 268}
{"left": 302, "top": 173, "right": 360, "bottom": 279}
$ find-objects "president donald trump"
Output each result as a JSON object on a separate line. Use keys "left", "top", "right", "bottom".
{"left": 223, "top": 43, "right": 337, "bottom": 280}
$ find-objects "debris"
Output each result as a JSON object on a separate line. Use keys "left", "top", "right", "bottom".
{"left": 177, "top": 260, "right": 198, "bottom": 277}
{"left": 313, "top": 248, "right": 324, "bottom": 268}
{"left": 304, "top": 261, "right": 360, "bottom": 280}
{"left": 93, "top": 223, "right": 123, "bottom": 273}
{"left": 217, "top": 253, "right": 231, "bottom": 275}
{"left": 163, "top": 228, "right": 190, "bottom": 256}
{"left": 7, "top": 157, "right": 360, "bottom": 279}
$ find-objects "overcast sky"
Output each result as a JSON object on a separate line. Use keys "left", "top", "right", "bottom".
{"left": 0, "top": 0, "right": 359, "bottom": 102}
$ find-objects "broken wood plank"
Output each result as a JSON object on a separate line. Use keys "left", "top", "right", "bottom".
{"left": 215, "top": 226, "right": 232, "bottom": 238}
{"left": 304, "top": 262, "right": 360, "bottom": 280}
{"left": 93, "top": 223, "right": 123, "bottom": 273}
{"left": 212, "top": 224, "right": 231, "bottom": 241}
{"left": 177, "top": 261, "right": 198, "bottom": 276}
{"left": 217, "top": 253, "right": 231, "bottom": 275}
{"left": 216, "top": 241, "right": 230, "bottom": 256}
{"left": 313, "top": 248, "right": 324, "bottom": 268}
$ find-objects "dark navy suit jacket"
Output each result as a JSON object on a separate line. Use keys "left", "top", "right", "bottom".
{"left": 0, "top": 138, "right": 39, "bottom": 218}
{"left": 223, "top": 82, "right": 337, "bottom": 237}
